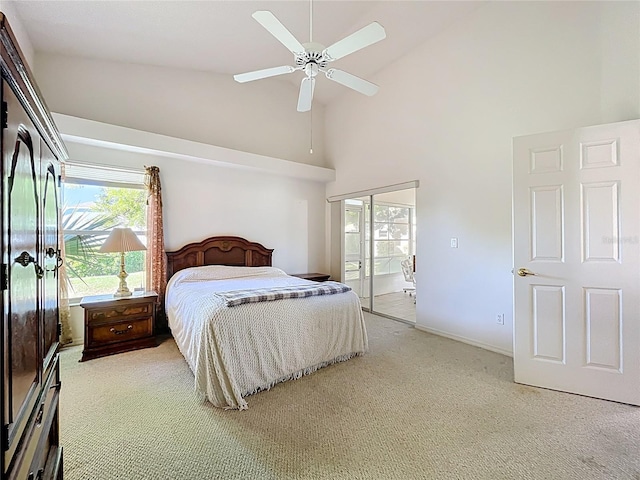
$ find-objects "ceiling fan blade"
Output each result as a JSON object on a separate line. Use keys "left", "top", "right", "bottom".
{"left": 252, "top": 11, "right": 305, "bottom": 54}
{"left": 297, "top": 77, "right": 315, "bottom": 112}
{"left": 323, "top": 22, "right": 386, "bottom": 61}
{"left": 325, "top": 69, "right": 379, "bottom": 96}
{"left": 234, "top": 65, "right": 296, "bottom": 83}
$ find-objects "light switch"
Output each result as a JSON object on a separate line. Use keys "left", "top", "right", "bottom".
{"left": 450, "top": 237, "right": 458, "bottom": 248}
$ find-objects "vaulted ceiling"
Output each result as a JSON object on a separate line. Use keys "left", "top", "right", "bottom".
{"left": 10, "top": 0, "right": 484, "bottom": 104}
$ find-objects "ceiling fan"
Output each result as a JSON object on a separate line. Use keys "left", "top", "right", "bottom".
{"left": 233, "top": 5, "right": 386, "bottom": 112}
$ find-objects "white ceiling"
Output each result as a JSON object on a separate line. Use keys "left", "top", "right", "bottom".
{"left": 10, "top": 0, "right": 484, "bottom": 104}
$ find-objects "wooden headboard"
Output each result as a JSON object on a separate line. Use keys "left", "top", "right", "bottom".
{"left": 166, "top": 236, "right": 274, "bottom": 280}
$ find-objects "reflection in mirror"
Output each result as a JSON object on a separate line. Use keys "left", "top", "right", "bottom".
{"left": 371, "top": 189, "right": 416, "bottom": 323}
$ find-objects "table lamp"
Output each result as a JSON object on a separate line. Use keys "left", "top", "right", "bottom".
{"left": 99, "top": 227, "right": 146, "bottom": 297}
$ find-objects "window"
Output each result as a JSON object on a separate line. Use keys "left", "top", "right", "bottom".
{"left": 62, "top": 163, "right": 146, "bottom": 302}
{"left": 374, "top": 204, "right": 412, "bottom": 275}
{"left": 365, "top": 203, "right": 413, "bottom": 276}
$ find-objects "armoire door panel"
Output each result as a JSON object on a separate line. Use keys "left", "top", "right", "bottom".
{"left": 41, "top": 152, "right": 60, "bottom": 373}
{"left": 4, "top": 83, "right": 41, "bottom": 448}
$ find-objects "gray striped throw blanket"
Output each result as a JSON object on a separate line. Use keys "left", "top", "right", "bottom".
{"left": 217, "top": 281, "right": 352, "bottom": 307}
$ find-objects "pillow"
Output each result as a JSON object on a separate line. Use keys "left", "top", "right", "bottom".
{"left": 170, "top": 265, "right": 287, "bottom": 284}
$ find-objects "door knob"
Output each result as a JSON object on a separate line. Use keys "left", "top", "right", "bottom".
{"left": 517, "top": 268, "right": 537, "bottom": 277}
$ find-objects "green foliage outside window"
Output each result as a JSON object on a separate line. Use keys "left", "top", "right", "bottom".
{"left": 94, "top": 188, "right": 146, "bottom": 229}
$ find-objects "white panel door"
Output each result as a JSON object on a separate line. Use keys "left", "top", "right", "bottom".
{"left": 513, "top": 120, "right": 640, "bottom": 405}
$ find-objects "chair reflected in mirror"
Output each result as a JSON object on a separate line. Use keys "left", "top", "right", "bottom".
{"left": 401, "top": 257, "right": 416, "bottom": 303}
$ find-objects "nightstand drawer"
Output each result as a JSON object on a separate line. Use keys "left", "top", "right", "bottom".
{"left": 88, "top": 302, "right": 153, "bottom": 322}
{"left": 80, "top": 291, "right": 158, "bottom": 361}
{"left": 88, "top": 317, "right": 153, "bottom": 347}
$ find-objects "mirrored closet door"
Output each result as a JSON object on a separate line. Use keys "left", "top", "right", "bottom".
{"left": 342, "top": 186, "right": 417, "bottom": 324}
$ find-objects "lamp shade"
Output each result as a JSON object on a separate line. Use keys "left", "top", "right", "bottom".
{"left": 99, "top": 227, "right": 146, "bottom": 253}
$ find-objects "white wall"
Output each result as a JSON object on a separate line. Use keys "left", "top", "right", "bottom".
{"left": 34, "top": 53, "right": 326, "bottom": 168}
{"left": 64, "top": 141, "right": 327, "bottom": 273}
{"left": 599, "top": 3, "right": 640, "bottom": 123}
{"left": 325, "top": 1, "right": 640, "bottom": 355}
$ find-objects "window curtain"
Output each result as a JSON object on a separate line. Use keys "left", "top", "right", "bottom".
{"left": 144, "top": 166, "right": 167, "bottom": 331}
{"left": 59, "top": 163, "right": 73, "bottom": 345}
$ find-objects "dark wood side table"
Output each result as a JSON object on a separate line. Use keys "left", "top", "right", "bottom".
{"left": 80, "top": 291, "right": 158, "bottom": 361}
{"left": 291, "top": 273, "right": 331, "bottom": 282}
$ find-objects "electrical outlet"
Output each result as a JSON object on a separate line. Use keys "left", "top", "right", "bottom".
{"left": 496, "top": 313, "right": 504, "bottom": 325}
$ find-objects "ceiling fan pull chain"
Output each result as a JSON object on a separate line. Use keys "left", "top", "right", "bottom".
{"left": 309, "top": 0, "right": 313, "bottom": 43}
{"left": 310, "top": 107, "right": 313, "bottom": 154}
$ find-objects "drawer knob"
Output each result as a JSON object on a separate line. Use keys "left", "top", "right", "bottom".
{"left": 110, "top": 325, "right": 133, "bottom": 335}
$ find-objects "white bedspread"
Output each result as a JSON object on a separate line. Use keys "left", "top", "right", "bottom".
{"left": 165, "top": 265, "right": 368, "bottom": 410}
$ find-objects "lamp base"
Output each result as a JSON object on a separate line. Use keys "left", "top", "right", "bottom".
{"left": 113, "top": 251, "right": 132, "bottom": 298}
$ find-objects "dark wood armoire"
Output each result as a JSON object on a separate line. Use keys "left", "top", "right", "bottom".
{"left": 0, "top": 13, "right": 67, "bottom": 480}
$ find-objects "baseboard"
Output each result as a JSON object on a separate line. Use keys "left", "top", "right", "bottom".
{"left": 414, "top": 324, "right": 513, "bottom": 357}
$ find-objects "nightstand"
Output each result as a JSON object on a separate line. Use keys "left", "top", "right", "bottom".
{"left": 291, "top": 273, "right": 331, "bottom": 282}
{"left": 80, "top": 291, "right": 158, "bottom": 362}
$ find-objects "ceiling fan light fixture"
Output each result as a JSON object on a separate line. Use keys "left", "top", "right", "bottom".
{"left": 304, "top": 63, "right": 319, "bottom": 78}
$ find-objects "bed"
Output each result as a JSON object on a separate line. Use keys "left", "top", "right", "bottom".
{"left": 165, "top": 236, "right": 368, "bottom": 410}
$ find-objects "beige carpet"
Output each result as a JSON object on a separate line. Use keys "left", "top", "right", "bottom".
{"left": 60, "top": 313, "right": 640, "bottom": 480}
